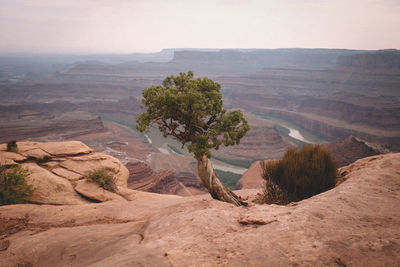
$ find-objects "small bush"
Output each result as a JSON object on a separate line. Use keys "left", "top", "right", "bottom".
{"left": 262, "top": 144, "right": 337, "bottom": 205}
{"left": 6, "top": 140, "right": 18, "bottom": 153}
{"left": 86, "top": 168, "right": 117, "bottom": 192}
{"left": 0, "top": 165, "right": 34, "bottom": 205}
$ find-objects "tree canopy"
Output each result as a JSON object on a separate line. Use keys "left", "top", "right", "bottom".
{"left": 136, "top": 71, "right": 250, "bottom": 158}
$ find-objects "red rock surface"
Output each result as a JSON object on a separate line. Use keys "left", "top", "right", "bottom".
{"left": 0, "top": 141, "right": 130, "bottom": 204}
{"left": 1, "top": 153, "right": 399, "bottom": 266}
{"left": 323, "top": 136, "right": 388, "bottom": 167}
{"left": 238, "top": 160, "right": 265, "bottom": 189}
{"left": 126, "top": 161, "right": 206, "bottom": 196}
{"left": 215, "top": 112, "right": 290, "bottom": 161}
{"left": 0, "top": 116, "right": 105, "bottom": 143}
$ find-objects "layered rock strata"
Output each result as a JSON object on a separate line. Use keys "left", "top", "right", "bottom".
{"left": 126, "top": 161, "right": 206, "bottom": 196}
{"left": 0, "top": 141, "right": 135, "bottom": 204}
{"left": 323, "top": 136, "right": 388, "bottom": 167}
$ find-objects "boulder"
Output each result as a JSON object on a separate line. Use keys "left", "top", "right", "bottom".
{"left": 38, "top": 141, "right": 92, "bottom": 156}
{"left": 51, "top": 168, "right": 82, "bottom": 181}
{"left": 74, "top": 180, "right": 126, "bottom": 202}
{"left": 0, "top": 151, "right": 26, "bottom": 166}
{"left": 0, "top": 141, "right": 129, "bottom": 205}
{"left": 117, "top": 186, "right": 181, "bottom": 201}
{"left": 22, "top": 163, "right": 89, "bottom": 205}
{"left": 60, "top": 153, "right": 128, "bottom": 187}
{"left": 8, "top": 141, "right": 50, "bottom": 159}
{"left": 20, "top": 148, "right": 50, "bottom": 159}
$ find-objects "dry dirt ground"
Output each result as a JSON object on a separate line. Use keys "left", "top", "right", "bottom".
{"left": 1, "top": 153, "right": 399, "bottom": 266}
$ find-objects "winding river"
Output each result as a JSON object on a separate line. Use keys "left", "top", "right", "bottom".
{"left": 143, "top": 126, "right": 313, "bottom": 175}
{"left": 101, "top": 114, "right": 324, "bottom": 175}
{"left": 287, "top": 128, "right": 313, "bottom": 143}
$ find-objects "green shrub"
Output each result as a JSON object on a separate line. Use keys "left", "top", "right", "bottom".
{"left": 6, "top": 140, "right": 18, "bottom": 153}
{"left": 0, "top": 165, "right": 34, "bottom": 205}
{"left": 262, "top": 144, "right": 337, "bottom": 205}
{"left": 86, "top": 168, "right": 117, "bottom": 192}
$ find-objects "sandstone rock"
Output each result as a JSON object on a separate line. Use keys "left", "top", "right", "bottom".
{"left": 60, "top": 153, "right": 128, "bottom": 187}
{"left": 15, "top": 142, "right": 50, "bottom": 158}
{"left": 0, "top": 158, "right": 15, "bottom": 166}
{"left": 41, "top": 161, "right": 60, "bottom": 168}
{"left": 1, "top": 153, "right": 399, "bottom": 266}
{"left": 323, "top": 136, "right": 386, "bottom": 167}
{"left": 74, "top": 180, "right": 126, "bottom": 202}
{"left": 0, "top": 141, "right": 92, "bottom": 158}
{"left": 126, "top": 161, "right": 204, "bottom": 196}
{"left": 0, "top": 151, "right": 26, "bottom": 166}
{"left": 145, "top": 154, "right": 206, "bottom": 195}
{"left": 0, "top": 240, "right": 10, "bottom": 251}
{"left": 51, "top": 167, "right": 83, "bottom": 181}
{"left": 239, "top": 160, "right": 265, "bottom": 189}
{"left": 0, "top": 151, "right": 26, "bottom": 162}
{"left": 1, "top": 141, "right": 129, "bottom": 205}
{"left": 38, "top": 141, "right": 92, "bottom": 156}
{"left": 22, "top": 163, "right": 88, "bottom": 205}
{"left": 117, "top": 186, "right": 181, "bottom": 201}
{"left": 215, "top": 112, "right": 290, "bottom": 161}
{"left": 127, "top": 161, "right": 177, "bottom": 192}
{"left": 20, "top": 148, "right": 50, "bottom": 159}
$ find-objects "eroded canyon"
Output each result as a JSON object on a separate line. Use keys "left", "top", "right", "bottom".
{"left": 1, "top": 48, "right": 399, "bottom": 192}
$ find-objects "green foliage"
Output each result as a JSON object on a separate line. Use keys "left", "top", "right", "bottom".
{"left": 136, "top": 71, "right": 250, "bottom": 158}
{"left": 86, "top": 168, "right": 117, "bottom": 192}
{"left": 6, "top": 140, "right": 18, "bottom": 153}
{"left": 0, "top": 165, "right": 34, "bottom": 205}
{"left": 215, "top": 169, "right": 242, "bottom": 190}
{"left": 262, "top": 144, "right": 337, "bottom": 205}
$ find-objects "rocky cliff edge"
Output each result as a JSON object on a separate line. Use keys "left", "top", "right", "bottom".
{"left": 0, "top": 141, "right": 179, "bottom": 204}
{"left": 0, "top": 148, "right": 399, "bottom": 266}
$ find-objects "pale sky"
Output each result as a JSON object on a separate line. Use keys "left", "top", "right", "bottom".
{"left": 0, "top": 0, "right": 399, "bottom": 54}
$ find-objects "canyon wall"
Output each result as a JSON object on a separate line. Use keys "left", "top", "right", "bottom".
{"left": 336, "top": 49, "right": 400, "bottom": 71}
{"left": 126, "top": 161, "right": 206, "bottom": 196}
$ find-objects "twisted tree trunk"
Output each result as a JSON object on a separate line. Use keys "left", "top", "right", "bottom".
{"left": 197, "top": 155, "right": 247, "bottom": 206}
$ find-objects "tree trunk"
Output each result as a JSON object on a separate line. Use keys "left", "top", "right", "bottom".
{"left": 197, "top": 155, "right": 247, "bottom": 206}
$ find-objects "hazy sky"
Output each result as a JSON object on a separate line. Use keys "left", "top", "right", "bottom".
{"left": 1, "top": 0, "right": 399, "bottom": 54}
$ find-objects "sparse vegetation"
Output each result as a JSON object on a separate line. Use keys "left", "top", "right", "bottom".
{"left": 0, "top": 165, "right": 34, "bottom": 205}
{"left": 86, "top": 168, "right": 117, "bottom": 192}
{"left": 136, "top": 71, "right": 250, "bottom": 206}
{"left": 262, "top": 144, "right": 337, "bottom": 205}
{"left": 6, "top": 140, "right": 18, "bottom": 153}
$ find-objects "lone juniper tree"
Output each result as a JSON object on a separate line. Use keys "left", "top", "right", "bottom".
{"left": 136, "top": 71, "right": 250, "bottom": 206}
